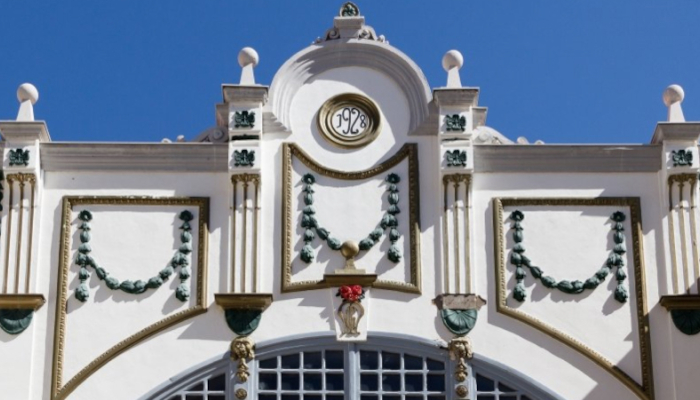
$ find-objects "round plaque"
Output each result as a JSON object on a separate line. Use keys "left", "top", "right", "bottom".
{"left": 317, "top": 93, "right": 381, "bottom": 148}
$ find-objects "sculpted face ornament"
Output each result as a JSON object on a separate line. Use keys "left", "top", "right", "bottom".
{"left": 317, "top": 93, "right": 382, "bottom": 149}
{"left": 231, "top": 337, "right": 255, "bottom": 382}
{"left": 449, "top": 336, "right": 473, "bottom": 382}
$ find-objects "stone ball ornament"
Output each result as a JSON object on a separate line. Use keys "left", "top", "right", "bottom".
{"left": 238, "top": 47, "right": 259, "bottom": 68}
{"left": 340, "top": 240, "right": 360, "bottom": 260}
{"left": 17, "top": 83, "right": 39, "bottom": 104}
{"left": 663, "top": 84, "right": 684, "bottom": 106}
{"left": 442, "top": 50, "right": 464, "bottom": 72}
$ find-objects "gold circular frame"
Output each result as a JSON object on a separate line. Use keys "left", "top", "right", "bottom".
{"left": 317, "top": 93, "right": 382, "bottom": 149}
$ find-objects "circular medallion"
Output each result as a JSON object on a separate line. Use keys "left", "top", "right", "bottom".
{"left": 317, "top": 93, "right": 381, "bottom": 149}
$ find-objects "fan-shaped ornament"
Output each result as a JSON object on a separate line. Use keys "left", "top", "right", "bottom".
{"left": 671, "top": 309, "right": 700, "bottom": 336}
{"left": 0, "top": 308, "right": 34, "bottom": 335}
{"left": 441, "top": 309, "right": 477, "bottom": 336}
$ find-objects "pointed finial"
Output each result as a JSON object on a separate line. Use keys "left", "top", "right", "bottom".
{"left": 663, "top": 84, "right": 685, "bottom": 122}
{"left": 442, "top": 50, "right": 463, "bottom": 88}
{"left": 238, "top": 47, "right": 259, "bottom": 85}
{"left": 16, "top": 83, "right": 39, "bottom": 121}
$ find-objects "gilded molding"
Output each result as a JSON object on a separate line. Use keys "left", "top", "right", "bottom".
{"left": 281, "top": 143, "right": 421, "bottom": 294}
{"left": 492, "top": 197, "right": 654, "bottom": 400}
{"left": 214, "top": 293, "right": 273, "bottom": 311}
{"left": 0, "top": 293, "right": 45, "bottom": 309}
{"left": 51, "top": 196, "right": 210, "bottom": 400}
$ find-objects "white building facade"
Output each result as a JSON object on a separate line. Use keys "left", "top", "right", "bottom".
{"left": 0, "top": 3, "right": 698, "bottom": 399}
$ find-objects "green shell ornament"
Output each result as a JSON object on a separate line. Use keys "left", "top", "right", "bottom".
{"left": 0, "top": 309, "right": 35, "bottom": 335}
{"left": 225, "top": 309, "right": 263, "bottom": 336}
{"left": 440, "top": 309, "right": 478, "bottom": 336}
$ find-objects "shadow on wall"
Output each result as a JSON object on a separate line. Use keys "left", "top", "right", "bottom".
{"left": 481, "top": 193, "right": 652, "bottom": 400}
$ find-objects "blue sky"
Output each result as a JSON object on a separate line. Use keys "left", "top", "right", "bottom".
{"left": 1, "top": 2, "right": 699, "bottom": 144}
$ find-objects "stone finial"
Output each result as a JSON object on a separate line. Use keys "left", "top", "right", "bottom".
{"left": 663, "top": 84, "right": 685, "bottom": 122}
{"left": 16, "top": 83, "right": 39, "bottom": 122}
{"left": 442, "top": 50, "right": 464, "bottom": 88}
{"left": 238, "top": 47, "right": 259, "bottom": 85}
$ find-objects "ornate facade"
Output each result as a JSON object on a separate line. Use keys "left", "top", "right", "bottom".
{"left": 0, "top": 3, "right": 698, "bottom": 399}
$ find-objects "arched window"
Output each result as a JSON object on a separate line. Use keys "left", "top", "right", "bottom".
{"left": 143, "top": 334, "right": 560, "bottom": 400}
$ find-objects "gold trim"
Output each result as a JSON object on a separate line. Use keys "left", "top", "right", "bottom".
{"left": 214, "top": 293, "right": 273, "bottom": 311}
{"left": 3, "top": 175, "right": 14, "bottom": 294}
{"left": 667, "top": 178, "right": 679, "bottom": 294}
{"left": 14, "top": 176, "right": 25, "bottom": 293}
{"left": 51, "top": 196, "right": 210, "bottom": 400}
{"left": 678, "top": 180, "right": 690, "bottom": 293}
{"left": 317, "top": 93, "right": 382, "bottom": 149}
{"left": 241, "top": 180, "right": 248, "bottom": 293}
{"left": 231, "top": 176, "right": 238, "bottom": 293}
{"left": 253, "top": 177, "right": 260, "bottom": 293}
{"left": 463, "top": 179, "right": 471, "bottom": 293}
{"left": 281, "top": 143, "right": 421, "bottom": 294}
{"left": 0, "top": 293, "right": 45, "bottom": 310}
{"left": 452, "top": 180, "right": 461, "bottom": 293}
{"left": 442, "top": 176, "right": 450, "bottom": 292}
{"left": 493, "top": 197, "right": 654, "bottom": 400}
{"left": 659, "top": 294, "right": 700, "bottom": 310}
{"left": 25, "top": 177, "right": 36, "bottom": 293}
{"left": 690, "top": 178, "right": 699, "bottom": 290}
{"left": 322, "top": 273, "right": 378, "bottom": 287}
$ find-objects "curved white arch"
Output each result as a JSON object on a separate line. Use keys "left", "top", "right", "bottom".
{"left": 268, "top": 40, "right": 432, "bottom": 134}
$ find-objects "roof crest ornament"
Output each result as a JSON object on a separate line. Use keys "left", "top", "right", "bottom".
{"left": 314, "top": 2, "right": 388, "bottom": 44}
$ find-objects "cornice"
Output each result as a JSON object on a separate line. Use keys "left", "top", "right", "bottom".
{"left": 473, "top": 144, "right": 662, "bottom": 173}
{"left": 40, "top": 143, "right": 228, "bottom": 172}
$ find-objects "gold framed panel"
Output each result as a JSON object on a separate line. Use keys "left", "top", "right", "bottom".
{"left": 281, "top": 143, "right": 421, "bottom": 294}
{"left": 51, "top": 196, "right": 210, "bottom": 400}
{"left": 492, "top": 197, "right": 653, "bottom": 400}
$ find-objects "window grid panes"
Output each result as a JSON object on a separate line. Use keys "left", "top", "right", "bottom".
{"left": 358, "top": 350, "right": 446, "bottom": 400}
{"left": 166, "top": 372, "right": 226, "bottom": 400}
{"left": 475, "top": 372, "right": 533, "bottom": 400}
{"left": 258, "top": 349, "right": 346, "bottom": 399}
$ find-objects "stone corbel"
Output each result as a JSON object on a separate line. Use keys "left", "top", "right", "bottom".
{"left": 0, "top": 294, "right": 45, "bottom": 335}
{"left": 215, "top": 293, "right": 273, "bottom": 336}
{"left": 660, "top": 295, "right": 700, "bottom": 335}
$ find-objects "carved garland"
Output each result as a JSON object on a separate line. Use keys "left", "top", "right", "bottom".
{"left": 52, "top": 197, "right": 209, "bottom": 400}
{"left": 299, "top": 172, "right": 401, "bottom": 264}
{"left": 73, "top": 209, "right": 194, "bottom": 302}
{"left": 493, "top": 198, "right": 654, "bottom": 400}
{"left": 281, "top": 142, "right": 421, "bottom": 294}
{"left": 509, "top": 209, "right": 628, "bottom": 303}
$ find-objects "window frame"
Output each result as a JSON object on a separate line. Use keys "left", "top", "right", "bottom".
{"left": 142, "top": 333, "right": 563, "bottom": 400}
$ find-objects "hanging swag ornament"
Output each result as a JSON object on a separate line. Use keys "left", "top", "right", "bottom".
{"left": 299, "top": 172, "right": 402, "bottom": 264}
{"left": 74, "top": 209, "right": 194, "bottom": 302}
{"left": 509, "top": 210, "right": 629, "bottom": 303}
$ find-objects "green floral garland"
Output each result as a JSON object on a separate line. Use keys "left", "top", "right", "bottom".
{"left": 509, "top": 210, "right": 628, "bottom": 303}
{"left": 74, "top": 209, "right": 194, "bottom": 302}
{"left": 299, "top": 172, "right": 402, "bottom": 264}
